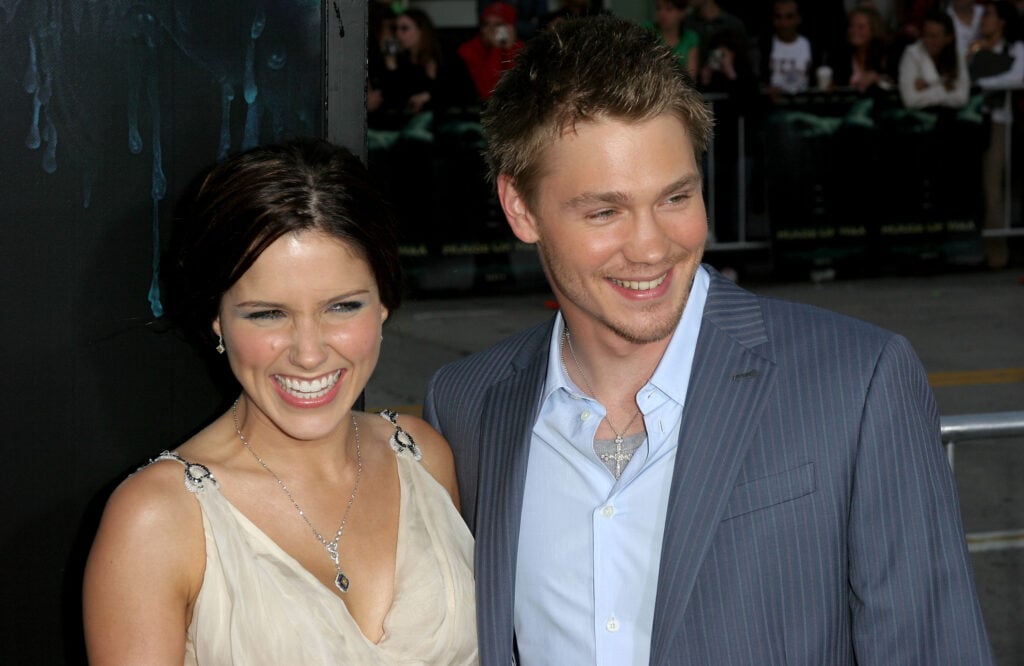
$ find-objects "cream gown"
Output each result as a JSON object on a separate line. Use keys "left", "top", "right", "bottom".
{"left": 149, "top": 415, "right": 478, "bottom": 665}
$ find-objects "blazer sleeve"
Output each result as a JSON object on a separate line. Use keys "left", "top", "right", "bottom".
{"left": 424, "top": 365, "right": 481, "bottom": 530}
{"left": 847, "top": 334, "right": 994, "bottom": 664}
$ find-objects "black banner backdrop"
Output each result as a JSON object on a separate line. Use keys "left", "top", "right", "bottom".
{"left": 0, "top": 1, "right": 367, "bottom": 661}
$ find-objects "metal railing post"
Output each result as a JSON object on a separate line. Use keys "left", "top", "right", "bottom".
{"left": 939, "top": 410, "right": 1024, "bottom": 472}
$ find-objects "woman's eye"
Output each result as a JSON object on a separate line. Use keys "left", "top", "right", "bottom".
{"left": 244, "top": 310, "right": 285, "bottom": 321}
{"left": 328, "top": 301, "right": 364, "bottom": 314}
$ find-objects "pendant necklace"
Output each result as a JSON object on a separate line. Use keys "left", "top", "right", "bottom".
{"left": 231, "top": 399, "right": 362, "bottom": 593}
{"left": 562, "top": 329, "right": 643, "bottom": 477}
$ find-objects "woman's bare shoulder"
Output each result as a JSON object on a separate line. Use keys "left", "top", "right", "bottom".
{"left": 100, "top": 453, "right": 208, "bottom": 543}
{"left": 83, "top": 452, "right": 207, "bottom": 664}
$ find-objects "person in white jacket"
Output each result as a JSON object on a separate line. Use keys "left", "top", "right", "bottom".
{"left": 899, "top": 10, "right": 970, "bottom": 109}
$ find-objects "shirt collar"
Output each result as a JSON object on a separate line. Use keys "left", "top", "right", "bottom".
{"left": 650, "top": 264, "right": 709, "bottom": 404}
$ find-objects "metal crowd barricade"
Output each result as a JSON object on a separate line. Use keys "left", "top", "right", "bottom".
{"left": 701, "top": 92, "right": 769, "bottom": 252}
{"left": 704, "top": 87, "right": 1023, "bottom": 256}
{"left": 940, "top": 410, "right": 1024, "bottom": 470}
{"left": 987, "top": 86, "right": 1024, "bottom": 239}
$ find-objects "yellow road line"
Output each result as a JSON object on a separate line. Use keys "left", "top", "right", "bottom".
{"left": 928, "top": 368, "right": 1024, "bottom": 388}
{"left": 967, "top": 529, "right": 1024, "bottom": 553}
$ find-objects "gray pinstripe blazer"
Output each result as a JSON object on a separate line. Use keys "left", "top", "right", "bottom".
{"left": 423, "top": 265, "right": 994, "bottom": 665}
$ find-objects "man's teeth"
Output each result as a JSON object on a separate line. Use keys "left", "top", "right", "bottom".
{"left": 276, "top": 371, "right": 341, "bottom": 398}
{"left": 611, "top": 274, "right": 666, "bottom": 291}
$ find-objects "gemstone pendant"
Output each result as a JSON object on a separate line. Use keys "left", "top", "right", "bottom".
{"left": 335, "top": 571, "right": 350, "bottom": 593}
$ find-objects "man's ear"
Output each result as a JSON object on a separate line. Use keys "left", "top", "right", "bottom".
{"left": 497, "top": 174, "right": 540, "bottom": 244}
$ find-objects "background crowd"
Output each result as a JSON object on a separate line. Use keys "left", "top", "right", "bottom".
{"left": 367, "top": 0, "right": 1023, "bottom": 123}
{"left": 366, "top": 0, "right": 1024, "bottom": 273}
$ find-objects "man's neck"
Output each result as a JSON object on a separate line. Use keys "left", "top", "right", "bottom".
{"left": 560, "top": 324, "right": 670, "bottom": 409}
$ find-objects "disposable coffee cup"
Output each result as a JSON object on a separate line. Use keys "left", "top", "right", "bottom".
{"left": 816, "top": 65, "right": 833, "bottom": 90}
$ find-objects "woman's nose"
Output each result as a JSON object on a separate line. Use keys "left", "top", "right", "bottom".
{"left": 288, "top": 319, "right": 328, "bottom": 369}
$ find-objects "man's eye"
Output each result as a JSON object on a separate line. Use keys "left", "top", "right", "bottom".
{"left": 588, "top": 208, "right": 616, "bottom": 220}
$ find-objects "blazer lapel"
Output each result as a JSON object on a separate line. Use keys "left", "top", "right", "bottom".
{"left": 650, "top": 272, "right": 778, "bottom": 664}
{"left": 475, "top": 323, "right": 552, "bottom": 664}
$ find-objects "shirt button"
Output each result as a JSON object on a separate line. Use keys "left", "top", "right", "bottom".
{"left": 606, "top": 617, "right": 620, "bottom": 632}
{"left": 581, "top": 410, "right": 591, "bottom": 421}
{"left": 601, "top": 505, "right": 615, "bottom": 518}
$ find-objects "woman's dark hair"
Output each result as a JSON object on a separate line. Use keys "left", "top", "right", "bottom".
{"left": 163, "top": 138, "right": 403, "bottom": 348}
{"left": 399, "top": 7, "right": 443, "bottom": 68}
{"left": 990, "top": 0, "right": 1022, "bottom": 43}
{"left": 924, "top": 10, "right": 958, "bottom": 80}
{"left": 370, "top": 0, "right": 397, "bottom": 44}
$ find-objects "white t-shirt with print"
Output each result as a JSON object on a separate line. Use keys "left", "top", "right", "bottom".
{"left": 770, "top": 35, "right": 813, "bottom": 93}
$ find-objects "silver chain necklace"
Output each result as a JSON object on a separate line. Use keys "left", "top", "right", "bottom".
{"left": 231, "top": 399, "right": 362, "bottom": 593}
{"left": 561, "top": 329, "right": 643, "bottom": 445}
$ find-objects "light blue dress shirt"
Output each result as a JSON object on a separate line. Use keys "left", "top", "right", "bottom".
{"left": 514, "top": 266, "right": 710, "bottom": 665}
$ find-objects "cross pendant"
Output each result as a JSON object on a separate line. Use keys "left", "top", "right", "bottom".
{"left": 600, "top": 436, "right": 630, "bottom": 478}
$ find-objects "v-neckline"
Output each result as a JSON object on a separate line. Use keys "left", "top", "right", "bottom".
{"left": 215, "top": 457, "right": 409, "bottom": 647}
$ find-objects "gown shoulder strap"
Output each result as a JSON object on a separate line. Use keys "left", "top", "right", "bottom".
{"left": 378, "top": 409, "right": 423, "bottom": 461}
{"left": 142, "top": 450, "right": 220, "bottom": 494}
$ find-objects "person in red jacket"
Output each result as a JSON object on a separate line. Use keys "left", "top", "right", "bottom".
{"left": 458, "top": 2, "right": 526, "bottom": 101}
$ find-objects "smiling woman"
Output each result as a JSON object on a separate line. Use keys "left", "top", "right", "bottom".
{"left": 213, "top": 231, "right": 387, "bottom": 433}
{"left": 81, "top": 138, "right": 478, "bottom": 664}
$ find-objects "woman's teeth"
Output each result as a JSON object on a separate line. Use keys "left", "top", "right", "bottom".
{"left": 275, "top": 371, "right": 341, "bottom": 398}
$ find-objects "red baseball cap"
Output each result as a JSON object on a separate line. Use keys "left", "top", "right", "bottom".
{"left": 481, "top": 1, "right": 517, "bottom": 25}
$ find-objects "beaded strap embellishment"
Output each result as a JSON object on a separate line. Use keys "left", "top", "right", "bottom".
{"left": 379, "top": 409, "right": 422, "bottom": 460}
{"left": 149, "top": 451, "right": 219, "bottom": 493}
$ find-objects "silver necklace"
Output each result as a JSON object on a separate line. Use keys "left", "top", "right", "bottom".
{"left": 231, "top": 399, "right": 362, "bottom": 593}
{"left": 562, "top": 329, "right": 643, "bottom": 477}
